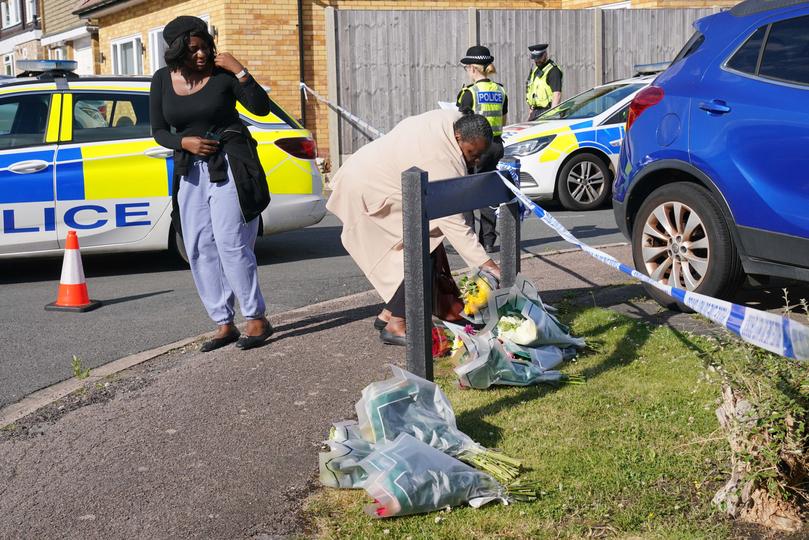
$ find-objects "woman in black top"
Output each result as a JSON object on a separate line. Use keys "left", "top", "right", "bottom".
{"left": 150, "top": 16, "right": 273, "bottom": 352}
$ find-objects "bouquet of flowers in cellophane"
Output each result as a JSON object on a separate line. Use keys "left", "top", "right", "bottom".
{"left": 458, "top": 268, "right": 500, "bottom": 325}
{"left": 361, "top": 433, "right": 515, "bottom": 518}
{"left": 319, "top": 420, "right": 373, "bottom": 489}
{"left": 443, "top": 275, "right": 585, "bottom": 389}
{"left": 318, "top": 367, "right": 541, "bottom": 518}
{"left": 354, "top": 365, "right": 523, "bottom": 484}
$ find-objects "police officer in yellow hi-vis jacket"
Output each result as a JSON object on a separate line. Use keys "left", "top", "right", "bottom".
{"left": 456, "top": 45, "right": 507, "bottom": 253}
{"left": 526, "top": 43, "right": 563, "bottom": 121}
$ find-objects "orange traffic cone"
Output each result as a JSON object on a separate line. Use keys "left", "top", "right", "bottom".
{"left": 45, "top": 231, "right": 102, "bottom": 312}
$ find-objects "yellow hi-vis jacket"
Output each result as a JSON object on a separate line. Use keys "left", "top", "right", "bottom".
{"left": 526, "top": 61, "right": 561, "bottom": 109}
{"left": 456, "top": 80, "right": 506, "bottom": 137}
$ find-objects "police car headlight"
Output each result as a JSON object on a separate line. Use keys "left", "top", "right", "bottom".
{"left": 504, "top": 135, "right": 555, "bottom": 157}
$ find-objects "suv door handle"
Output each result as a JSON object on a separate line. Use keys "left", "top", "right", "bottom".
{"left": 7, "top": 160, "right": 50, "bottom": 174}
{"left": 699, "top": 100, "right": 731, "bottom": 115}
{"left": 144, "top": 147, "right": 174, "bottom": 159}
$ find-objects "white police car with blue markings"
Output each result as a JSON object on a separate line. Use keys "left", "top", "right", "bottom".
{"left": 503, "top": 71, "right": 662, "bottom": 211}
{"left": 0, "top": 60, "right": 326, "bottom": 261}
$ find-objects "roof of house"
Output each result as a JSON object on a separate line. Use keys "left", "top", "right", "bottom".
{"left": 73, "top": 0, "right": 135, "bottom": 17}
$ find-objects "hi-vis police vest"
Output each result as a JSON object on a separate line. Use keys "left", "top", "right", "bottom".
{"left": 526, "top": 61, "right": 561, "bottom": 109}
{"left": 456, "top": 80, "right": 506, "bottom": 137}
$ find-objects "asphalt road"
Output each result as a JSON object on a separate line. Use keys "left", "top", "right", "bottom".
{"left": 0, "top": 204, "right": 625, "bottom": 408}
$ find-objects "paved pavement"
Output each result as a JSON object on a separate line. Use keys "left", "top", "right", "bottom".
{"left": 2, "top": 244, "right": 807, "bottom": 539}
{"left": 0, "top": 205, "right": 624, "bottom": 408}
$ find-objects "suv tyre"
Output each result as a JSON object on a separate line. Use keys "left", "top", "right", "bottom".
{"left": 557, "top": 153, "right": 612, "bottom": 211}
{"left": 631, "top": 182, "right": 744, "bottom": 311}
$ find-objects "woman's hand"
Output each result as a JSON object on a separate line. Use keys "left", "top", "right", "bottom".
{"left": 214, "top": 52, "right": 244, "bottom": 75}
{"left": 480, "top": 259, "right": 501, "bottom": 280}
{"left": 181, "top": 136, "right": 219, "bottom": 156}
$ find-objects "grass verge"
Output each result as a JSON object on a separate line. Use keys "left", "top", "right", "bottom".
{"left": 304, "top": 306, "right": 744, "bottom": 539}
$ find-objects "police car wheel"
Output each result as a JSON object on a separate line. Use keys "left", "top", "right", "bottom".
{"left": 170, "top": 227, "right": 190, "bottom": 265}
{"left": 630, "top": 182, "right": 744, "bottom": 312}
{"left": 557, "top": 153, "right": 612, "bottom": 211}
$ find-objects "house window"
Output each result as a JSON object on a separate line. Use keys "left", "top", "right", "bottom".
{"left": 148, "top": 28, "right": 166, "bottom": 73}
{"left": 149, "top": 16, "right": 210, "bottom": 74}
{"left": 1, "top": 0, "right": 22, "bottom": 28}
{"left": 111, "top": 36, "right": 143, "bottom": 75}
{"left": 3, "top": 53, "right": 14, "bottom": 76}
{"left": 49, "top": 47, "right": 65, "bottom": 61}
{"left": 24, "top": 0, "right": 34, "bottom": 23}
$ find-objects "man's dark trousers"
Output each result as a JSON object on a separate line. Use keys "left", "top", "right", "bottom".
{"left": 463, "top": 138, "right": 504, "bottom": 250}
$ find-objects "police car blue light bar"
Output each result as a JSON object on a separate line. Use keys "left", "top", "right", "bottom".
{"left": 16, "top": 59, "right": 78, "bottom": 73}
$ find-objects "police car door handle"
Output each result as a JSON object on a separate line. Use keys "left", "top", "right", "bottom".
{"left": 144, "top": 147, "right": 174, "bottom": 159}
{"left": 7, "top": 160, "right": 50, "bottom": 174}
{"left": 699, "top": 100, "right": 731, "bottom": 115}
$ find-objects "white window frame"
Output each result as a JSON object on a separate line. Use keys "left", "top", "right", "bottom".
{"left": 3, "top": 53, "right": 14, "bottom": 76}
{"left": 1, "top": 0, "right": 22, "bottom": 28}
{"left": 24, "top": 0, "right": 35, "bottom": 23}
{"left": 148, "top": 27, "right": 166, "bottom": 73}
{"left": 110, "top": 35, "right": 143, "bottom": 75}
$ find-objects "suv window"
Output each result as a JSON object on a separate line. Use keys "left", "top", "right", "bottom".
{"left": 759, "top": 15, "right": 809, "bottom": 86}
{"left": 0, "top": 94, "right": 51, "bottom": 150}
{"left": 727, "top": 26, "right": 767, "bottom": 74}
{"left": 72, "top": 92, "right": 151, "bottom": 143}
{"left": 672, "top": 32, "right": 705, "bottom": 64}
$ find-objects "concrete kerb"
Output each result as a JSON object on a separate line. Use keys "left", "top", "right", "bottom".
{"left": 0, "top": 242, "right": 628, "bottom": 429}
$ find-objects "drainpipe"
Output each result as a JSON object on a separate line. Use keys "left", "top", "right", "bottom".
{"left": 297, "top": 0, "right": 306, "bottom": 127}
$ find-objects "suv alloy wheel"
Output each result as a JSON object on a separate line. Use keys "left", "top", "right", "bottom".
{"left": 631, "top": 182, "right": 744, "bottom": 310}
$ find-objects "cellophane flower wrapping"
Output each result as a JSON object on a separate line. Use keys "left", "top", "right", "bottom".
{"left": 483, "top": 276, "right": 586, "bottom": 350}
{"left": 446, "top": 321, "right": 572, "bottom": 389}
{"left": 355, "top": 365, "right": 521, "bottom": 483}
{"left": 459, "top": 269, "right": 500, "bottom": 325}
{"left": 360, "top": 433, "right": 505, "bottom": 518}
{"left": 319, "top": 420, "right": 374, "bottom": 489}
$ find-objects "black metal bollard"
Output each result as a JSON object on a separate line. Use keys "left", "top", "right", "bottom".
{"left": 401, "top": 167, "right": 434, "bottom": 380}
{"left": 401, "top": 160, "right": 521, "bottom": 381}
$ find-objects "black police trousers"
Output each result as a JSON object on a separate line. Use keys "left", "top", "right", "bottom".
{"left": 463, "top": 137, "right": 504, "bottom": 248}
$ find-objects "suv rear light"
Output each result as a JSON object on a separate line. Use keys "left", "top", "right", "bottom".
{"left": 275, "top": 137, "right": 317, "bottom": 160}
{"left": 626, "top": 86, "right": 664, "bottom": 132}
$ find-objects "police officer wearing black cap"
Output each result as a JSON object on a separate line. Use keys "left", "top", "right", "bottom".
{"left": 456, "top": 45, "right": 508, "bottom": 253}
{"left": 526, "top": 43, "right": 563, "bottom": 121}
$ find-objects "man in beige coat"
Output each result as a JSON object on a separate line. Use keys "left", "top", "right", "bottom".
{"left": 327, "top": 110, "right": 501, "bottom": 345}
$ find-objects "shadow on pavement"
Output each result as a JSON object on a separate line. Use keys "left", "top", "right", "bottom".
{"left": 269, "top": 303, "right": 382, "bottom": 343}
{"left": 97, "top": 290, "right": 174, "bottom": 307}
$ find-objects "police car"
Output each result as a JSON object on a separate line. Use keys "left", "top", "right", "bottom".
{"left": 0, "top": 60, "right": 326, "bottom": 261}
{"left": 502, "top": 69, "right": 664, "bottom": 211}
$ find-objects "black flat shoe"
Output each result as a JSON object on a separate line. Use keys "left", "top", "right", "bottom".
{"left": 379, "top": 329, "right": 406, "bottom": 347}
{"left": 236, "top": 323, "right": 274, "bottom": 350}
{"left": 374, "top": 317, "right": 388, "bottom": 331}
{"left": 200, "top": 333, "right": 240, "bottom": 352}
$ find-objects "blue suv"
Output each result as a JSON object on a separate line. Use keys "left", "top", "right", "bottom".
{"left": 613, "top": 0, "right": 809, "bottom": 309}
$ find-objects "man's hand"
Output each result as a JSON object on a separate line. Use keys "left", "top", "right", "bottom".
{"left": 214, "top": 52, "right": 245, "bottom": 76}
{"left": 480, "top": 258, "right": 501, "bottom": 280}
{"left": 181, "top": 136, "right": 219, "bottom": 156}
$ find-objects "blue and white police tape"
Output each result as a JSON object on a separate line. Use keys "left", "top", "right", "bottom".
{"left": 495, "top": 169, "right": 809, "bottom": 362}
{"left": 299, "top": 82, "right": 385, "bottom": 140}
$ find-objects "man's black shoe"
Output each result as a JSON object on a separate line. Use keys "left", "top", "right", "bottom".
{"left": 379, "top": 329, "right": 406, "bottom": 346}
